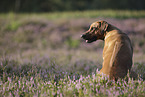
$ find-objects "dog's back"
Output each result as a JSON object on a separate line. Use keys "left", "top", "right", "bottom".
{"left": 81, "top": 21, "right": 135, "bottom": 80}
{"left": 100, "top": 25, "right": 133, "bottom": 79}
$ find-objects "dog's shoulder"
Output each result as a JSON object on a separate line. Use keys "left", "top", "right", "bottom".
{"left": 105, "top": 24, "right": 130, "bottom": 42}
{"left": 104, "top": 29, "right": 120, "bottom": 42}
{"left": 104, "top": 25, "right": 132, "bottom": 50}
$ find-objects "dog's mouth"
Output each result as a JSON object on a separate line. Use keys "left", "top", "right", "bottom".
{"left": 81, "top": 34, "right": 97, "bottom": 43}
{"left": 85, "top": 39, "right": 94, "bottom": 43}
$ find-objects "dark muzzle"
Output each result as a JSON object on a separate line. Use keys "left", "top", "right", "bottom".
{"left": 81, "top": 34, "right": 87, "bottom": 39}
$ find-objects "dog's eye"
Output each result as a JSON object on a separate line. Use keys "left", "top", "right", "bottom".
{"left": 91, "top": 27, "right": 97, "bottom": 31}
{"left": 90, "top": 27, "right": 94, "bottom": 30}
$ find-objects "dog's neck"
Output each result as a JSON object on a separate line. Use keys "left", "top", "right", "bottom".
{"left": 100, "top": 24, "right": 118, "bottom": 40}
{"left": 106, "top": 24, "right": 115, "bottom": 33}
{"left": 104, "top": 24, "right": 118, "bottom": 40}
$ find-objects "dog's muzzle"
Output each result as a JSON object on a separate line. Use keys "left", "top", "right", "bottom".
{"left": 81, "top": 34, "right": 89, "bottom": 43}
{"left": 80, "top": 34, "right": 86, "bottom": 39}
{"left": 81, "top": 34, "right": 98, "bottom": 43}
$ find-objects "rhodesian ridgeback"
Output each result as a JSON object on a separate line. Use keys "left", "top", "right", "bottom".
{"left": 81, "top": 21, "right": 137, "bottom": 80}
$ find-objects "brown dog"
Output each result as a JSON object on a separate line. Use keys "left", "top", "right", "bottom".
{"left": 81, "top": 21, "right": 137, "bottom": 80}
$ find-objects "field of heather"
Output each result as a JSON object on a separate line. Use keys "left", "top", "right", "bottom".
{"left": 0, "top": 10, "right": 145, "bottom": 96}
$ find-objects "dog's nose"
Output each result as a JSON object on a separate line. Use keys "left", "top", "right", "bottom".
{"left": 81, "top": 34, "right": 86, "bottom": 38}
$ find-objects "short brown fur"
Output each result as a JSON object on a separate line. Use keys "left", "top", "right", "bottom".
{"left": 81, "top": 21, "right": 137, "bottom": 80}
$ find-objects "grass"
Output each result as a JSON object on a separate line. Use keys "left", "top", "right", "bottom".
{"left": 48, "top": 10, "right": 145, "bottom": 19}
{"left": 0, "top": 10, "right": 145, "bottom": 96}
{"left": 27, "top": 10, "right": 145, "bottom": 19}
{"left": 0, "top": 58, "right": 145, "bottom": 97}
{"left": 1, "top": 10, "right": 145, "bottom": 20}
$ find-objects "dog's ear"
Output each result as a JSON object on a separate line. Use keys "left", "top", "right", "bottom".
{"left": 100, "top": 21, "right": 108, "bottom": 34}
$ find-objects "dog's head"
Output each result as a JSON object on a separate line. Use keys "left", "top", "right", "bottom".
{"left": 81, "top": 21, "right": 108, "bottom": 43}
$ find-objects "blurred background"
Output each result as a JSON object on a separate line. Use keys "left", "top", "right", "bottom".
{"left": 0, "top": 0, "right": 145, "bottom": 80}
{"left": 0, "top": 0, "right": 145, "bottom": 12}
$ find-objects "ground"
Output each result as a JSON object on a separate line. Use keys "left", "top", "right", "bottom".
{"left": 0, "top": 11, "right": 145, "bottom": 96}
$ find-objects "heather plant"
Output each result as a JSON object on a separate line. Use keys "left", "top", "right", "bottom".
{"left": 0, "top": 11, "right": 145, "bottom": 97}
{"left": 1, "top": 68, "right": 145, "bottom": 97}
{"left": 0, "top": 57, "right": 145, "bottom": 97}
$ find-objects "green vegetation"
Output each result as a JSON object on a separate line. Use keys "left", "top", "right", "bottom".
{"left": 0, "top": 11, "right": 145, "bottom": 96}
{"left": 1, "top": 10, "right": 145, "bottom": 20}
{"left": 43, "top": 10, "right": 145, "bottom": 19}
{"left": 0, "top": 58, "right": 145, "bottom": 96}
{"left": 1, "top": 0, "right": 145, "bottom": 12}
